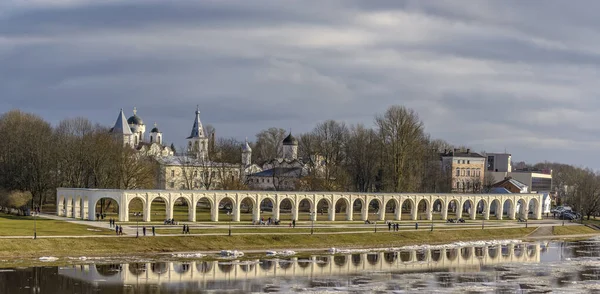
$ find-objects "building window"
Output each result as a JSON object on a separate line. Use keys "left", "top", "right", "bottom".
{"left": 456, "top": 168, "right": 460, "bottom": 176}
{"left": 456, "top": 182, "right": 460, "bottom": 189}
{"left": 193, "top": 171, "right": 197, "bottom": 177}
{"left": 467, "top": 160, "right": 470, "bottom": 164}
{"left": 467, "top": 169, "right": 471, "bottom": 177}
{"left": 169, "top": 182, "right": 174, "bottom": 188}
{"left": 171, "top": 170, "right": 175, "bottom": 177}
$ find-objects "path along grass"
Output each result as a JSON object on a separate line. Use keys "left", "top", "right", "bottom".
{"left": 0, "top": 227, "right": 537, "bottom": 260}
{"left": 0, "top": 214, "right": 113, "bottom": 236}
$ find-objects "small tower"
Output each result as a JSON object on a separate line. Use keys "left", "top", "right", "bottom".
{"left": 242, "top": 138, "right": 252, "bottom": 166}
{"left": 110, "top": 109, "right": 134, "bottom": 147}
{"left": 150, "top": 122, "right": 162, "bottom": 145}
{"left": 187, "top": 106, "right": 209, "bottom": 161}
{"left": 127, "top": 107, "right": 146, "bottom": 147}
{"left": 282, "top": 132, "right": 298, "bottom": 160}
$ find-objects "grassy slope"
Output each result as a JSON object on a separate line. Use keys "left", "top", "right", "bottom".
{"left": 0, "top": 227, "right": 536, "bottom": 259}
{"left": 0, "top": 214, "right": 113, "bottom": 236}
{"left": 552, "top": 225, "right": 598, "bottom": 235}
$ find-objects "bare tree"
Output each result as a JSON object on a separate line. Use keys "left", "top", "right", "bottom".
{"left": 254, "top": 128, "right": 287, "bottom": 163}
{"left": 344, "top": 124, "right": 378, "bottom": 192}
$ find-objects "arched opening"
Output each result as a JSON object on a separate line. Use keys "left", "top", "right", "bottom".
{"left": 367, "top": 198, "right": 381, "bottom": 221}
{"left": 151, "top": 262, "right": 168, "bottom": 275}
{"left": 528, "top": 198, "right": 538, "bottom": 218}
{"left": 416, "top": 251, "right": 426, "bottom": 262}
{"left": 447, "top": 199, "right": 459, "bottom": 219}
{"left": 384, "top": 199, "right": 398, "bottom": 220}
{"left": 446, "top": 249, "right": 458, "bottom": 261}
{"left": 149, "top": 197, "right": 168, "bottom": 222}
{"left": 128, "top": 263, "right": 146, "bottom": 276}
{"left": 218, "top": 263, "right": 233, "bottom": 273}
{"left": 259, "top": 198, "right": 275, "bottom": 222}
{"left": 94, "top": 197, "right": 119, "bottom": 221}
{"left": 173, "top": 263, "right": 190, "bottom": 274}
{"left": 334, "top": 255, "right": 347, "bottom": 267}
{"left": 238, "top": 197, "right": 255, "bottom": 221}
{"left": 196, "top": 261, "right": 213, "bottom": 273}
{"left": 488, "top": 246, "right": 499, "bottom": 259}
{"left": 334, "top": 198, "right": 350, "bottom": 221}
{"left": 475, "top": 199, "right": 487, "bottom": 220}
{"left": 475, "top": 247, "right": 485, "bottom": 259}
{"left": 316, "top": 199, "right": 330, "bottom": 221}
{"left": 278, "top": 198, "right": 293, "bottom": 221}
{"left": 351, "top": 254, "right": 362, "bottom": 266}
{"left": 128, "top": 197, "right": 145, "bottom": 223}
{"left": 353, "top": 199, "right": 364, "bottom": 221}
{"left": 400, "top": 251, "right": 411, "bottom": 262}
{"left": 400, "top": 199, "right": 413, "bottom": 220}
{"left": 490, "top": 199, "right": 501, "bottom": 220}
{"left": 431, "top": 250, "right": 441, "bottom": 262}
{"left": 384, "top": 252, "right": 397, "bottom": 264}
{"left": 516, "top": 199, "right": 527, "bottom": 219}
{"left": 195, "top": 197, "right": 212, "bottom": 222}
{"left": 96, "top": 264, "right": 121, "bottom": 277}
{"left": 172, "top": 197, "right": 190, "bottom": 222}
{"left": 461, "top": 200, "right": 473, "bottom": 219}
{"left": 296, "top": 198, "right": 312, "bottom": 221}
{"left": 514, "top": 244, "right": 524, "bottom": 258}
{"left": 315, "top": 256, "right": 329, "bottom": 268}
{"left": 218, "top": 197, "right": 235, "bottom": 221}
{"left": 416, "top": 199, "right": 429, "bottom": 220}
{"left": 367, "top": 254, "right": 379, "bottom": 265}
{"left": 432, "top": 199, "right": 443, "bottom": 220}
{"left": 297, "top": 259, "right": 311, "bottom": 269}
{"left": 259, "top": 260, "right": 274, "bottom": 271}
{"left": 460, "top": 247, "right": 472, "bottom": 260}
{"left": 503, "top": 199, "right": 514, "bottom": 219}
{"left": 501, "top": 245, "right": 510, "bottom": 257}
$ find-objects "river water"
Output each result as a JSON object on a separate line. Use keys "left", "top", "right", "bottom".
{"left": 1, "top": 239, "right": 600, "bottom": 293}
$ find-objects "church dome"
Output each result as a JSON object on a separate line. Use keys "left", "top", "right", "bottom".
{"left": 150, "top": 127, "right": 159, "bottom": 133}
{"left": 282, "top": 133, "right": 298, "bottom": 145}
{"left": 242, "top": 140, "right": 252, "bottom": 152}
{"left": 128, "top": 115, "right": 144, "bottom": 126}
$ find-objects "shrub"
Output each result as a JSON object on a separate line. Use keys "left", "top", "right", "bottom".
{"left": 0, "top": 189, "right": 32, "bottom": 209}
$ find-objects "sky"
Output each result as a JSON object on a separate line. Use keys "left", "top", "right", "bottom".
{"left": 1, "top": 0, "right": 599, "bottom": 168}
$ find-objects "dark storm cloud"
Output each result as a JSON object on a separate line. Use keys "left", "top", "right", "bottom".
{"left": 1, "top": 0, "right": 600, "bottom": 167}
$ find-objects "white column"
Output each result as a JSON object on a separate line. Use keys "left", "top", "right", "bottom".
{"left": 329, "top": 203, "right": 336, "bottom": 221}
{"left": 74, "top": 199, "right": 81, "bottom": 219}
{"left": 410, "top": 201, "right": 418, "bottom": 221}
{"left": 253, "top": 203, "right": 260, "bottom": 223}
{"left": 122, "top": 201, "right": 129, "bottom": 222}
{"left": 534, "top": 198, "right": 543, "bottom": 220}
{"left": 292, "top": 201, "right": 298, "bottom": 221}
{"left": 496, "top": 200, "right": 503, "bottom": 220}
{"left": 88, "top": 202, "right": 96, "bottom": 221}
{"left": 483, "top": 202, "right": 490, "bottom": 220}
{"left": 233, "top": 201, "right": 240, "bottom": 222}
{"left": 394, "top": 200, "right": 401, "bottom": 220}
{"left": 273, "top": 199, "right": 280, "bottom": 221}
{"left": 188, "top": 202, "right": 196, "bottom": 222}
{"left": 346, "top": 201, "right": 353, "bottom": 221}
{"left": 66, "top": 197, "right": 73, "bottom": 217}
{"left": 378, "top": 202, "right": 385, "bottom": 221}
{"left": 166, "top": 200, "right": 173, "bottom": 221}
{"left": 360, "top": 201, "right": 368, "bottom": 221}
{"left": 211, "top": 203, "right": 219, "bottom": 222}
{"left": 441, "top": 201, "right": 448, "bottom": 220}
{"left": 470, "top": 202, "right": 477, "bottom": 220}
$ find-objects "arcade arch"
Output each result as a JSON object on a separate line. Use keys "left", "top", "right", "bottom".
{"left": 416, "top": 199, "right": 430, "bottom": 220}
{"left": 296, "top": 198, "right": 312, "bottom": 221}
{"left": 172, "top": 196, "right": 191, "bottom": 222}
{"left": 334, "top": 198, "right": 351, "bottom": 221}
{"left": 353, "top": 198, "right": 365, "bottom": 221}
{"left": 94, "top": 197, "right": 119, "bottom": 221}
{"left": 149, "top": 196, "right": 168, "bottom": 222}
{"left": 195, "top": 197, "right": 212, "bottom": 222}
{"left": 489, "top": 199, "right": 502, "bottom": 220}
{"left": 400, "top": 199, "right": 413, "bottom": 220}
{"left": 278, "top": 198, "right": 293, "bottom": 222}
{"left": 384, "top": 198, "right": 398, "bottom": 221}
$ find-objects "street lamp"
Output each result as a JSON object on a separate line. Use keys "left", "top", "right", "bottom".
{"left": 228, "top": 209, "right": 232, "bottom": 236}
{"left": 374, "top": 220, "right": 377, "bottom": 233}
{"left": 431, "top": 210, "right": 434, "bottom": 232}
{"left": 33, "top": 207, "right": 37, "bottom": 240}
{"left": 135, "top": 212, "right": 141, "bottom": 238}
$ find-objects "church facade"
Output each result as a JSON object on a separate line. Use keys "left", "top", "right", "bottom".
{"left": 109, "top": 107, "right": 256, "bottom": 190}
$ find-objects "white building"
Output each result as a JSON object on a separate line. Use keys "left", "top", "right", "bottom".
{"left": 485, "top": 152, "right": 512, "bottom": 172}
{"left": 109, "top": 108, "right": 174, "bottom": 157}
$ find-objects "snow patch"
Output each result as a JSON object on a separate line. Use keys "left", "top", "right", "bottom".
{"left": 39, "top": 256, "right": 58, "bottom": 262}
{"left": 172, "top": 253, "right": 206, "bottom": 258}
{"left": 266, "top": 250, "right": 296, "bottom": 257}
{"left": 220, "top": 250, "right": 244, "bottom": 258}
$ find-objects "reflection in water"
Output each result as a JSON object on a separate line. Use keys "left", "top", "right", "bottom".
{"left": 4, "top": 240, "right": 600, "bottom": 293}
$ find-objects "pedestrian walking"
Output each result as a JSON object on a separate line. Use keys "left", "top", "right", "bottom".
{"left": 119, "top": 226, "right": 123, "bottom": 236}
{"left": 292, "top": 220, "right": 296, "bottom": 228}
{"left": 388, "top": 222, "right": 392, "bottom": 231}
{"left": 186, "top": 225, "right": 190, "bottom": 234}
{"left": 142, "top": 226, "right": 146, "bottom": 236}
{"left": 415, "top": 222, "right": 418, "bottom": 230}
{"left": 152, "top": 226, "right": 155, "bottom": 236}
{"left": 182, "top": 224, "right": 186, "bottom": 234}
{"left": 115, "top": 225, "right": 119, "bottom": 235}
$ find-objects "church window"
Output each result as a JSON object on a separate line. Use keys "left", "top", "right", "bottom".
{"left": 150, "top": 136, "right": 153, "bottom": 143}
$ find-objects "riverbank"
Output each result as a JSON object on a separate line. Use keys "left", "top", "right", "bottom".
{"left": 0, "top": 227, "right": 538, "bottom": 259}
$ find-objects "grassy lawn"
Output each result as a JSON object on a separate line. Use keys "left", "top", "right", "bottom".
{"left": 0, "top": 227, "right": 536, "bottom": 260}
{"left": 0, "top": 214, "right": 113, "bottom": 236}
{"left": 553, "top": 225, "right": 598, "bottom": 235}
{"left": 155, "top": 227, "right": 380, "bottom": 235}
